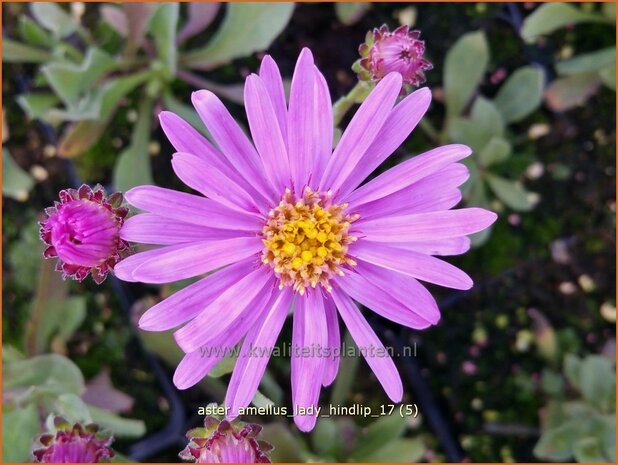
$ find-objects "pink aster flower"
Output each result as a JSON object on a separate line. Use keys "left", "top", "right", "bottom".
{"left": 355, "top": 24, "right": 433, "bottom": 88}
{"left": 40, "top": 184, "right": 130, "bottom": 284}
{"left": 32, "top": 417, "right": 114, "bottom": 463}
{"left": 180, "top": 416, "right": 272, "bottom": 463}
{"left": 115, "top": 48, "right": 496, "bottom": 432}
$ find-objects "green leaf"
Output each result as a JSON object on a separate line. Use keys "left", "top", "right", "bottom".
{"left": 88, "top": 405, "right": 146, "bottom": 438}
{"left": 312, "top": 418, "right": 338, "bottom": 457}
{"left": 486, "top": 173, "right": 535, "bottom": 212}
{"left": 57, "top": 72, "right": 152, "bottom": 157}
{"left": 544, "top": 73, "right": 602, "bottom": 111}
{"left": 363, "top": 438, "right": 425, "bottom": 462}
{"left": 17, "top": 93, "right": 60, "bottom": 120}
{"left": 52, "top": 393, "right": 93, "bottom": 424}
{"left": 444, "top": 30, "right": 489, "bottom": 119}
{"left": 448, "top": 97, "right": 503, "bottom": 152}
{"left": 579, "top": 355, "right": 615, "bottom": 413}
{"left": 112, "top": 97, "right": 154, "bottom": 192}
{"left": 19, "top": 15, "right": 54, "bottom": 48}
{"left": 42, "top": 48, "right": 118, "bottom": 107}
{"left": 31, "top": 2, "right": 79, "bottom": 38}
{"left": 494, "top": 66, "right": 544, "bottom": 123}
{"left": 52, "top": 70, "right": 153, "bottom": 123}
{"left": 8, "top": 219, "right": 43, "bottom": 291}
{"left": 556, "top": 48, "right": 616, "bottom": 76}
{"left": 478, "top": 137, "right": 511, "bottom": 167}
{"left": 2, "top": 148, "right": 35, "bottom": 201}
{"left": 149, "top": 3, "right": 179, "bottom": 77}
{"left": 335, "top": 3, "right": 371, "bottom": 26}
{"left": 544, "top": 400, "right": 569, "bottom": 430}
{"left": 563, "top": 354, "right": 582, "bottom": 390}
{"left": 573, "top": 437, "right": 607, "bottom": 463}
{"left": 541, "top": 368, "right": 565, "bottom": 396}
{"left": 521, "top": 3, "right": 608, "bottom": 42}
{"left": 183, "top": 3, "right": 295, "bottom": 70}
{"left": 38, "top": 296, "right": 87, "bottom": 351}
{"left": 261, "top": 423, "right": 304, "bottom": 462}
{"left": 2, "top": 345, "right": 26, "bottom": 364}
{"left": 471, "top": 96, "right": 504, "bottom": 138}
{"left": 599, "top": 65, "right": 616, "bottom": 91}
{"left": 2, "top": 404, "right": 40, "bottom": 462}
{"left": 562, "top": 400, "right": 596, "bottom": 418}
{"left": 351, "top": 414, "right": 408, "bottom": 461}
{"left": 599, "top": 414, "right": 616, "bottom": 462}
{"left": 4, "top": 354, "right": 85, "bottom": 396}
{"left": 2, "top": 38, "right": 52, "bottom": 63}
{"left": 534, "top": 421, "right": 579, "bottom": 460}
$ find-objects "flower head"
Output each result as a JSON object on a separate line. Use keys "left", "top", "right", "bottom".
{"left": 180, "top": 416, "right": 272, "bottom": 463}
{"left": 32, "top": 416, "right": 114, "bottom": 463}
{"left": 40, "top": 184, "right": 130, "bottom": 284}
{"left": 355, "top": 25, "right": 433, "bottom": 88}
{"left": 115, "top": 48, "right": 496, "bottom": 432}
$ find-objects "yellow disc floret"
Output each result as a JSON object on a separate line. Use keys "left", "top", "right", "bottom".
{"left": 261, "top": 188, "right": 359, "bottom": 294}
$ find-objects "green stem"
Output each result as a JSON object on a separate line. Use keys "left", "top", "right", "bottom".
{"left": 332, "top": 81, "right": 371, "bottom": 127}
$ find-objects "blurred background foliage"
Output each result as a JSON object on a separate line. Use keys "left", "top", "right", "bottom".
{"left": 2, "top": 2, "right": 616, "bottom": 463}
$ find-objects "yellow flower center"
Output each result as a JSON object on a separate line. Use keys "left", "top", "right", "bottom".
{"left": 261, "top": 188, "right": 359, "bottom": 294}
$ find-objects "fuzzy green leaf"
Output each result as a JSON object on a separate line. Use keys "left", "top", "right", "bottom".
{"left": 149, "top": 3, "right": 179, "bottom": 77}
{"left": 363, "top": 438, "right": 425, "bottom": 462}
{"left": 31, "top": 2, "right": 79, "bottom": 38}
{"left": 88, "top": 405, "right": 146, "bottom": 438}
{"left": 444, "top": 31, "right": 489, "bottom": 118}
{"left": 494, "top": 66, "right": 544, "bottom": 123}
{"left": 19, "top": 15, "right": 54, "bottom": 48}
{"left": 2, "top": 38, "right": 52, "bottom": 63}
{"left": 556, "top": 48, "right": 616, "bottom": 76}
{"left": 42, "top": 48, "right": 118, "bottom": 107}
{"left": 112, "top": 98, "right": 154, "bottom": 192}
{"left": 4, "top": 354, "right": 85, "bottom": 396}
{"left": 350, "top": 414, "right": 408, "bottom": 460}
{"left": 2, "top": 148, "right": 35, "bottom": 201}
{"left": 521, "top": 3, "right": 608, "bottom": 42}
{"left": 599, "top": 65, "right": 616, "bottom": 91}
{"left": 486, "top": 173, "right": 535, "bottom": 212}
{"left": 478, "top": 137, "right": 511, "bottom": 167}
{"left": 183, "top": 3, "right": 294, "bottom": 70}
{"left": 579, "top": 355, "right": 615, "bottom": 413}
{"left": 2, "top": 404, "right": 40, "bottom": 462}
{"left": 17, "top": 93, "right": 60, "bottom": 120}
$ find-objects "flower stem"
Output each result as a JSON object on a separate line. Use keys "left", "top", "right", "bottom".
{"left": 332, "top": 81, "right": 371, "bottom": 127}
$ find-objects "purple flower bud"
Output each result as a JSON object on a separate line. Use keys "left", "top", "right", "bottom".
{"left": 354, "top": 24, "right": 433, "bottom": 89}
{"left": 39, "top": 184, "right": 130, "bottom": 284}
{"left": 32, "top": 417, "right": 114, "bottom": 463}
{"left": 180, "top": 416, "right": 272, "bottom": 463}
